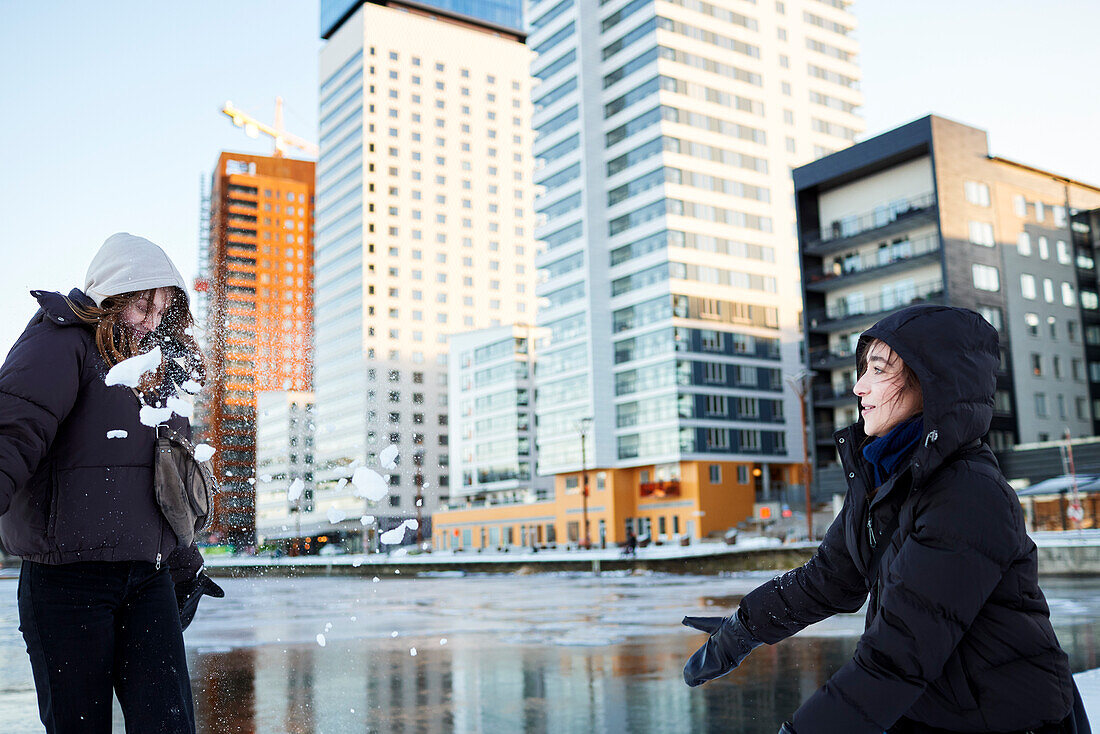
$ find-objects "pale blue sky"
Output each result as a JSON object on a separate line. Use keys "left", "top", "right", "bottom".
{"left": 1, "top": 0, "right": 1097, "bottom": 353}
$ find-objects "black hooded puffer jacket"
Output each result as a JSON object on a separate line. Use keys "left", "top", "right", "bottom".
{"left": 0, "top": 289, "right": 202, "bottom": 579}
{"left": 738, "top": 304, "right": 1073, "bottom": 733}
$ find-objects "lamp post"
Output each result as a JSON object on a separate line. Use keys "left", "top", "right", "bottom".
{"left": 786, "top": 371, "right": 814, "bottom": 542}
{"left": 576, "top": 417, "right": 593, "bottom": 549}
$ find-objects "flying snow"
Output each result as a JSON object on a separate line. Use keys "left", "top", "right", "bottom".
{"left": 193, "top": 444, "right": 216, "bottom": 463}
{"left": 380, "top": 519, "right": 419, "bottom": 545}
{"left": 327, "top": 506, "right": 347, "bottom": 524}
{"left": 106, "top": 430, "right": 128, "bottom": 440}
{"left": 104, "top": 347, "right": 161, "bottom": 388}
{"left": 351, "top": 467, "right": 388, "bottom": 502}
{"left": 379, "top": 444, "right": 399, "bottom": 470}
{"left": 287, "top": 478, "right": 304, "bottom": 502}
{"left": 165, "top": 396, "right": 193, "bottom": 419}
{"left": 139, "top": 405, "right": 174, "bottom": 427}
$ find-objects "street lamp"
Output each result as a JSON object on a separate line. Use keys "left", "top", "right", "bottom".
{"left": 786, "top": 370, "right": 815, "bottom": 542}
{"left": 575, "top": 417, "right": 593, "bottom": 549}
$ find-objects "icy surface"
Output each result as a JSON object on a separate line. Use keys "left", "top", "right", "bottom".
{"left": 286, "top": 478, "right": 304, "bottom": 502}
{"left": 104, "top": 346, "right": 161, "bottom": 387}
{"left": 106, "top": 430, "right": 128, "bottom": 439}
{"left": 193, "top": 443, "right": 215, "bottom": 462}
{"left": 379, "top": 444, "right": 399, "bottom": 470}
{"left": 351, "top": 467, "right": 387, "bottom": 502}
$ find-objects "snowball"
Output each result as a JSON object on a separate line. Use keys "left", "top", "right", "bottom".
{"left": 351, "top": 467, "right": 388, "bottom": 502}
{"left": 380, "top": 524, "right": 409, "bottom": 545}
{"left": 390, "top": 631, "right": 399, "bottom": 638}
{"left": 324, "top": 622, "right": 332, "bottom": 632}
{"left": 193, "top": 444, "right": 215, "bottom": 462}
{"left": 360, "top": 515, "right": 375, "bottom": 526}
{"left": 316, "top": 634, "right": 326, "bottom": 647}
{"left": 410, "top": 647, "right": 417, "bottom": 657}
{"left": 106, "top": 430, "right": 128, "bottom": 440}
{"left": 405, "top": 519, "right": 419, "bottom": 530}
{"left": 105, "top": 347, "right": 162, "bottom": 388}
{"left": 336, "top": 478, "right": 348, "bottom": 491}
{"left": 260, "top": 474, "right": 273, "bottom": 483}
{"left": 352, "top": 558, "right": 363, "bottom": 568}
{"left": 287, "top": 478, "right": 304, "bottom": 502}
{"left": 439, "top": 638, "right": 448, "bottom": 646}
{"left": 379, "top": 444, "right": 399, "bottom": 470}
{"left": 180, "top": 379, "right": 202, "bottom": 395}
{"left": 247, "top": 477, "right": 256, "bottom": 485}
{"left": 372, "top": 577, "right": 380, "bottom": 583}
{"left": 327, "top": 505, "right": 347, "bottom": 524}
{"left": 422, "top": 482, "right": 430, "bottom": 489}
{"left": 166, "top": 395, "right": 193, "bottom": 419}
{"left": 139, "top": 405, "right": 174, "bottom": 427}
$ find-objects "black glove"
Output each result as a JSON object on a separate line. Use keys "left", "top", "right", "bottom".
{"left": 175, "top": 572, "right": 224, "bottom": 631}
{"left": 682, "top": 610, "right": 762, "bottom": 687}
{"left": 779, "top": 723, "right": 797, "bottom": 734}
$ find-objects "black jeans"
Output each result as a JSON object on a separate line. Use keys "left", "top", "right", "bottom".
{"left": 18, "top": 560, "right": 195, "bottom": 734}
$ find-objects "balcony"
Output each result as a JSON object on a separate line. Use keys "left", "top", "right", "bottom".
{"left": 804, "top": 234, "right": 941, "bottom": 293}
{"left": 812, "top": 381, "right": 856, "bottom": 408}
{"left": 803, "top": 191, "right": 937, "bottom": 257}
{"left": 807, "top": 277, "right": 945, "bottom": 333}
{"left": 808, "top": 346, "right": 856, "bottom": 372}
{"left": 640, "top": 480, "right": 681, "bottom": 498}
{"left": 814, "top": 423, "right": 838, "bottom": 444}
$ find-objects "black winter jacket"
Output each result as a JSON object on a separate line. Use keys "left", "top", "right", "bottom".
{"left": 0, "top": 290, "right": 202, "bottom": 578}
{"left": 739, "top": 304, "right": 1073, "bottom": 733}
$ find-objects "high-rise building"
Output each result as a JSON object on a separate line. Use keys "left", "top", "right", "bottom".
{"left": 528, "top": 0, "right": 861, "bottom": 515}
{"left": 796, "top": 115, "right": 1100, "bottom": 487}
{"left": 254, "top": 390, "right": 318, "bottom": 548}
{"left": 201, "top": 152, "right": 315, "bottom": 545}
{"left": 313, "top": 0, "right": 537, "bottom": 541}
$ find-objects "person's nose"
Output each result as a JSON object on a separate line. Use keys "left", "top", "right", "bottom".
{"left": 852, "top": 374, "right": 868, "bottom": 398}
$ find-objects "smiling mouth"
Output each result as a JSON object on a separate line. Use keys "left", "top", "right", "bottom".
{"left": 862, "top": 405, "right": 876, "bottom": 412}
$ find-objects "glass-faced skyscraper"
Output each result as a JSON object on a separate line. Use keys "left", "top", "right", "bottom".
{"left": 529, "top": 0, "right": 863, "bottom": 499}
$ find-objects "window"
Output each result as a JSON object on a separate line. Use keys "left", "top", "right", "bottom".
{"left": 972, "top": 263, "right": 999, "bottom": 292}
{"left": 1024, "top": 312, "right": 1039, "bottom": 336}
{"left": 1053, "top": 355, "right": 1063, "bottom": 379}
{"left": 968, "top": 221, "right": 994, "bottom": 247}
{"left": 1031, "top": 354, "right": 1042, "bottom": 377}
{"left": 1057, "top": 240, "right": 1071, "bottom": 265}
{"left": 964, "top": 181, "right": 990, "bottom": 207}
{"left": 1038, "top": 236, "right": 1049, "bottom": 260}
{"left": 1021, "top": 274, "right": 1036, "bottom": 300}
{"left": 1043, "top": 278, "right": 1054, "bottom": 303}
{"left": 705, "top": 428, "right": 730, "bottom": 450}
{"left": 1048, "top": 316, "right": 1057, "bottom": 339}
{"left": 703, "top": 363, "right": 726, "bottom": 384}
{"left": 1035, "top": 393, "right": 1048, "bottom": 418}
{"left": 1017, "top": 232, "right": 1031, "bottom": 256}
{"left": 737, "top": 465, "right": 749, "bottom": 483}
{"left": 709, "top": 465, "right": 722, "bottom": 484}
{"left": 1062, "top": 282, "right": 1076, "bottom": 307}
{"left": 1014, "top": 195, "right": 1027, "bottom": 217}
{"left": 978, "top": 306, "right": 1002, "bottom": 331}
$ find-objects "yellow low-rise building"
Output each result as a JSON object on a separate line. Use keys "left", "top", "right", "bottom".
{"left": 433, "top": 460, "right": 803, "bottom": 550}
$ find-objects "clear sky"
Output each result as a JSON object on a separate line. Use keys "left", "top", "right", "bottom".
{"left": 1, "top": 0, "right": 1098, "bottom": 354}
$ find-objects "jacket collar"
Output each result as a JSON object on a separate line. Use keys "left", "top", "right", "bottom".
{"left": 31, "top": 289, "right": 95, "bottom": 328}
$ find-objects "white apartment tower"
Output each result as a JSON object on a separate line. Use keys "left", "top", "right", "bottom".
{"left": 315, "top": 0, "right": 538, "bottom": 532}
{"left": 528, "top": 0, "right": 863, "bottom": 488}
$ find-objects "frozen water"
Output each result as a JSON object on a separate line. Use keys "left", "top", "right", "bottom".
{"left": 260, "top": 474, "right": 273, "bottom": 483}
{"left": 104, "top": 346, "right": 161, "bottom": 388}
{"left": 379, "top": 519, "right": 419, "bottom": 545}
{"left": 327, "top": 506, "right": 346, "bottom": 524}
{"left": 336, "top": 478, "right": 348, "bottom": 491}
{"left": 409, "top": 647, "right": 417, "bottom": 656}
{"left": 106, "top": 430, "right": 128, "bottom": 439}
{"left": 316, "top": 633, "right": 326, "bottom": 647}
{"left": 286, "top": 478, "right": 304, "bottom": 502}
{"left": 359, "top": 515, "right": 375, "bottom": 526}
{"left": 139, "top": 405, "right": 174, "bottom": 427}
{"left": 351, "top": 467, "right": 387, "bottom": 502}
{"left": 193, "top": 443, "right": 215, "bottom": 462}
{"left": 166, "top": 395, "right": 193, "bottom": 419}
{"left": 379, "top": 443, "right": 399, "bottom": 469}
{"left": 180, "top": 379, "right": 201, "bottom": 395}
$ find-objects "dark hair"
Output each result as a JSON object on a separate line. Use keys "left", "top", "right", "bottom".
{"left": 857, "top": 337, "right": 922, "bottom": 411}
{"left": 65, "top": 287, "right": 204, "bottom": 393}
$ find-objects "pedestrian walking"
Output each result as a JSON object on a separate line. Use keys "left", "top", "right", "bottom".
{"left": 0, "top": 233, "right": 224, "bottom": 733}
{"left": 683, "top": 305, "right": 1089, "bottom": 734}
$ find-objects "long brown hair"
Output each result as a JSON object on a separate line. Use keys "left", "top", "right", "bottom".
{"left": 66, "top": 287, "right": 205, "bottom": 396}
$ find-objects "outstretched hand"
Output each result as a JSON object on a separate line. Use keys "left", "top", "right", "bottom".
{"left": 682, "top": 612, "right": 762, "bottom": 687}
{"left": 176, "top": 572, "right": 225, "bottom": 631}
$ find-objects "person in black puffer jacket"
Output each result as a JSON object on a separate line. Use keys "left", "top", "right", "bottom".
{"left": 0, "top": 233, "right": 223, "bottom": 734}
{"left": 683, "top": 305, "right": 1090, "bottom": 734}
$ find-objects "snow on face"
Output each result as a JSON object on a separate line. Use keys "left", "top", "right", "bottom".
{"left": 379, "top": 444, "right": 399, "bottom": 470}
{"left": 287, "top": 478, "right": 305, "bottom": 502}
{"left": 327, "top": 505, "right": 347, "bottom": 524}
{"left": 193, "top": 444, "right": 216, "bottom": 463}
{"left": 106, "top": 430, "right": 128, "bottom": 439}
{"left": 351, "top": 467, "right": 388, "bottom": 502}
{"left": 105, "top": 346, "right": 162, "bottom": 388}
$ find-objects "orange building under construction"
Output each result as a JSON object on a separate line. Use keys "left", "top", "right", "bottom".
{"left": 199, "top": 152, "right": 315, "bottom": 545}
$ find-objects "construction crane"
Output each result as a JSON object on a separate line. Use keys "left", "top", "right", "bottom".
{"left": 221, "top": 97, "right": 318, "bottom": 158}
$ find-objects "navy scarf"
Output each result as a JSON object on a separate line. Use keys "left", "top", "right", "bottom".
{"left": 862, "top": 414, "right": 923, "bottom": 487}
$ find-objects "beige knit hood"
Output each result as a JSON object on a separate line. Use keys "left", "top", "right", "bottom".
{"left": 84, "top": 233, "right": 188, "bottom": 307}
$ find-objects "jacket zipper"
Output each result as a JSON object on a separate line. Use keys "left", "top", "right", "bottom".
{"left": 866, "top": 512, "right": 876, "bottom": 549}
